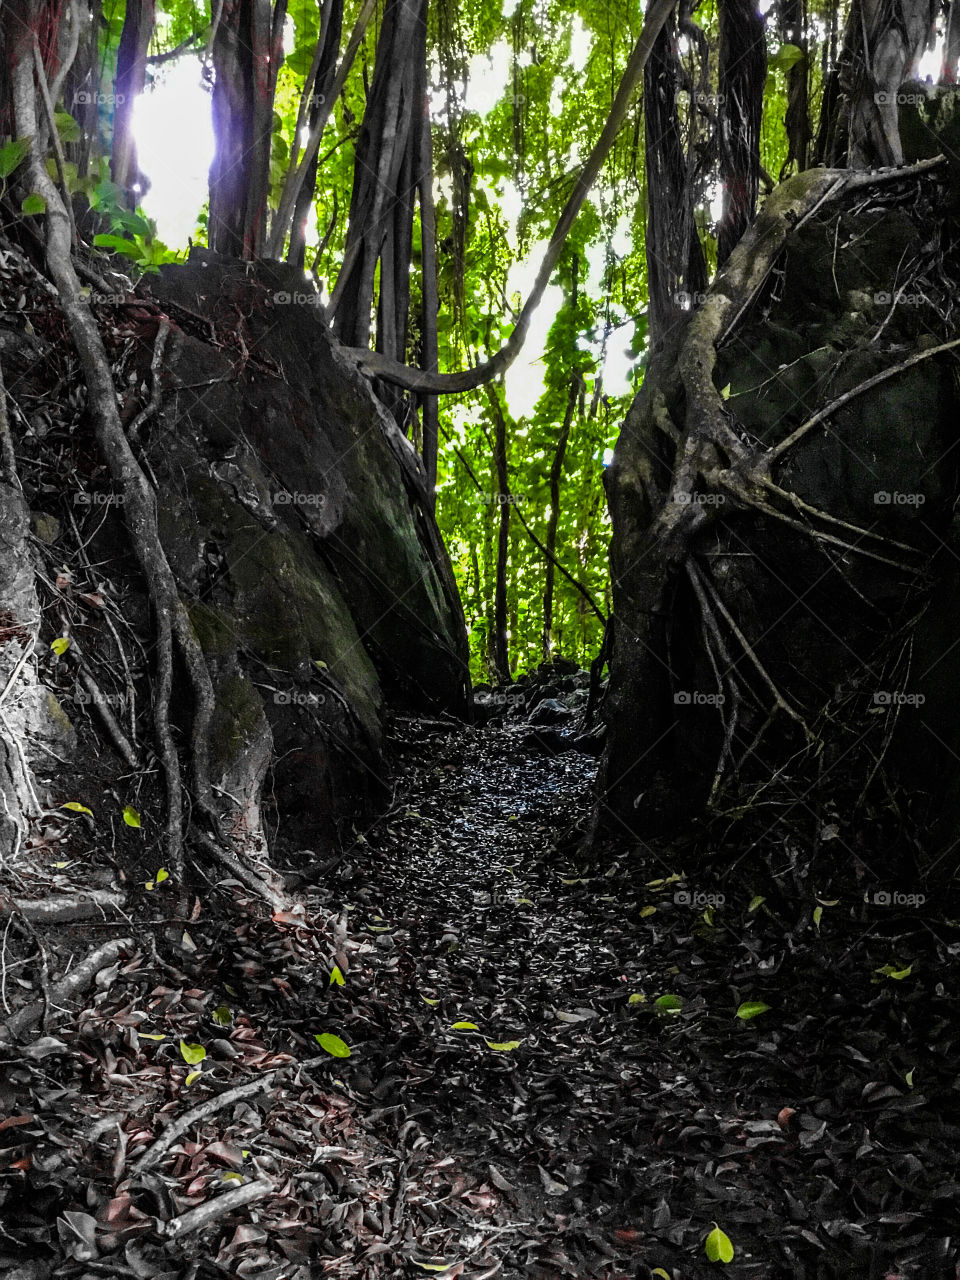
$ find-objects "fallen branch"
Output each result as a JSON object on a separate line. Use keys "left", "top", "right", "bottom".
{"left": 0, "top": 936, "right": 132, "bottom": 1042}
{"left": 135, "top": 1074, "right": 277, "bottom": 1172}
{"left": 0, "top": 890, "right": 126, "bottom": 923}
{"left": 157, "top": 1178, "right": 273, "bottom": 1239}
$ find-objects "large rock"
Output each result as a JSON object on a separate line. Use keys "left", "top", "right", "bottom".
{"left": 601, "top": 162, "right": 960, "bottom": 863}
{"left": 0, "top": 252, "right": 469, "bottom": 861}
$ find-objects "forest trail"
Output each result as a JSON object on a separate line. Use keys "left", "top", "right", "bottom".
{"left": 305, "top": 719, "right": 960, "bottom": 1280}
{"left": 2, "top": 718, "right": 956, "bottom": 1280}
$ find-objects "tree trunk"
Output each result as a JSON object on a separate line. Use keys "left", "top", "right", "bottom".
{"left": 643, "top": 15, "right": 707, "bottom": 345}
{"left": 111, "top": 0, "right": 155, "bottom": 203}
{"left": 208, "top": 0, "right": 286, "bottom": 258}
{"left": 543, "top": 375, "right": 579, "bottom": 659}
{"left": 831, "top": 0, "right": 937, "bottom": 168}
{"left": 717, "top": 0, "right": 767, "bottom": 264}
{"left": 287, "top": 0, "right": 344, "bottom": 269}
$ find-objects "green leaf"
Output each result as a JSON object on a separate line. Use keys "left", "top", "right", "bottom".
{"left": 185, "top": 1069, "right": 202, "bottom": 1086}
{"left": 412, "top": 1265, "right": 459, "bottom": 1273}
{"left": 812, "top": 906, "right": 823, "bottom": 929}
{"left": 905, "top": 1067, "right": 915, "bottom": 1087}
{"left": 314, "top": 1032, "right": 351, "bottom": 1057}
{"left": 735, "top": 1001, "right": 771, "bottom": 1020}
{"left": 652, "top": 1271, "right": 672, "bottom": 1280}
{"left": 285, "top": 42, "right": 319, "bottom": 76}
{"left": 51, "top": 637, "right": 70, "bottom": 655}
{"left": 329, "top": 964, "right": 345, "bottom": 987}
{"left": 748, "top": 895, "right": 765, "bottom": 912}
{"left": 720, "top": 383, "right": 731, "bottom": 399}
{"left": 54, "top": 111, "right": 82, "bottom": 144}
{"left": 484, "top": 1039, "right": 521, "bottom": 1051}
{"left": 0, "top": 136, "right": 31, "bottom": 179}
{"left": 62, "top": 801, "right": 92, "bottom": 815}
{"left": 705, "top": 1224, "right": 735, "bottom": 1263}
{"left": 155, "top": 868, "right": 168, "bottom": 883}
{"left": 221, "top": 1171, "right": 244, "bottom": 1182}
{"left": 451, "top": 1021, "right": 479, "bottom": 1031}
{"left": 875, "top": 963, "right": 913, "bottom": 980}
{"left": 769, "top": 43, "right": 805, "bottom": 72}
{"left": 639, "top": 905, "right": 656, "bottom": 918}
{"left": 139, "top": 1032, "right": 165, "bottom": 1041}
{"left": 655, "top": 994, "right": 682, "bottom": 1013}
{"left": 92, "top": 233, "right": 143, "bottom": 258}
{"left": 212, "top": 1004, "right": 231, "bottom": 1026}
{"left": 179, "top": 1040, "right": 206, "bottom": 1065}
{"left": 628, "top": 993, "right": 646, "bottom": 1004}
{"left": 122, "top": 805, "right": 141, "bottom": 828}
{"left": 421, "top": 995, "right": 439, "bottom": 1005}
{"left": 21, "top": 193, "right": 46, "bottom": 215}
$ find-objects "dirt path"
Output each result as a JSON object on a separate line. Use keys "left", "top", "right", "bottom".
{"left": 2, "top": 718, "right": 957, "bottom": 1280}
{"left": 312, "top": 717, "right": 960, "bottom": 1280}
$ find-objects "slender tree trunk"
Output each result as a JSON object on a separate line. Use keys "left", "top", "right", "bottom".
{"left": 776, "top": 0, "right": 809, "bottom": 174}
{"left": 208, "top": 0, "right": 286, "bottom": 258}
{"left": 485, "top": 387, "right": 511, "bottom": 683}
{"left": 543, "top": 375, "right": 579, "bottom": 659}
{"left": 643, "top": 14, "right": 707, "bottom": 344}
{"left": 416, "top": 12, "right": 439, "bottom": 506}
{"left": 330, "top": 0, "right": 421, "bottom": 346}
{"left": 111, "top": 0, "right": 155, "bottom": 203}
{"left": 944, "top": 0, "right": 960, "bottom": 82}
{"left": 287, "top": 0, "right": 343, "bottom": 269}
{"left": 717, "top": 0, "right": 767, "bottom": 264}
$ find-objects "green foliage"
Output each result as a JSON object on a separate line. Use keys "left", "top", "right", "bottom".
{"left": 25, "top": 0, "right": 812, "bottom": 680}
{"left": 704, "top": 1224, "right": 735, "bottom": 1263}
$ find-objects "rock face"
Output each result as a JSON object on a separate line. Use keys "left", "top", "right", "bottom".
{"left": 0, "top": 250, "right": 469, "bottom": 862}
{"left": 601, "top": 157, "right": 960, "bottom": 864}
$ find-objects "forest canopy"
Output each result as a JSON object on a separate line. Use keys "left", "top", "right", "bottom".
{"left": 6, "top": 0, "right": 931, "bottom": 680}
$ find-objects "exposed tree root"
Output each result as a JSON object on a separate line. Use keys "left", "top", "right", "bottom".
{"left": 0, "top": 935, "right": 132, "bottom": 1042}
{"left": 10, "top": 48, "right": 242, "bottom": 900}
{"left": 600, "top": 155, "right": 950, "bottom": 833}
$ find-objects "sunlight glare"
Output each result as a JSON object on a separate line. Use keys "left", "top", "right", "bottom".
{"left": 134, "top": 57, "right": 214, "bottom": 247}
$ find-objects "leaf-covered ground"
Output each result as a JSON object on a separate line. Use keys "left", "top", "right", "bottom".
{"left": 2, "top": 712, "right": 960, "bottom": 1279}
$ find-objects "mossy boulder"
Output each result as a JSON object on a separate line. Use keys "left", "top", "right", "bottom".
{"left": 130, "top": 257, "right": 471, "bottom": 854}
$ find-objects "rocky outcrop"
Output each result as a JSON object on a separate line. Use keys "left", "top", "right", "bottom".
{"left": 0, "top": 249, "right": 469, "bottom": 864}
{"left": 600, "top": 155, "right": 960, "bottom": 867}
